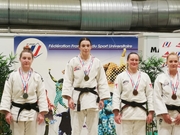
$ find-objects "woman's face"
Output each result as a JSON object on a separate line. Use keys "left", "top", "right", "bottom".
{"left": 127, "top": 54, "right": 139, "bottom": 70}
{"left": 19, "top": 52, "right": 33, "bottom": 69}
{"left": 79, "top": 40, "right": 92, "bottom": 56}
{"left": 167, "top": 55, "right": 179, "bottom": 71}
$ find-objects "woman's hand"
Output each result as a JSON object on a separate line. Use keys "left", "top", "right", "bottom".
{"left": 114, "top": 113, "right": 121, "bottom": 124}
{"left": 5, "top": 112, "right": 12, "bottom": 124}
{"left": 146, "top": 111, "right": 154, "bottom": 124}
{"left": 37, "top": 112, "right": 45, "bottom": 125}
{"left": 99, "top": 100, "right": 104, "bottom": 110}
{"left": 68, "top": 97, "right": 75, "bottom": 110}
{"left": 113, "top": 109, "right": 121, "bottom": 124}
{"left": 162, "top": 113, "right": 172, "bottom": 124}
{"left": 174, "top": 113, "right": 180, "bottom": 125}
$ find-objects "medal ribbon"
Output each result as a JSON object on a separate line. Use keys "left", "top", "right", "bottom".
{"left": 19, "top": 68, "right": 32, "bottom": 93}
{"left": 78, "top": 55, "right": 94, "bottom": 76}
{"left": 126, "top": 70, "right": 141, "bottom": 91}
{"left": 169, "top": 73, "right": 179, "bottom": 95}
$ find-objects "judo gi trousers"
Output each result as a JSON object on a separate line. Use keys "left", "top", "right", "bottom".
{"left": 120, "top": 120, "right": 146, "bottom": 135}
{"left": 70, "top": 109, "right": 99, "bottom": 135}
{"left": 157, "top": 117, "right": 180, "bottom": 135}
{"left": 10, "top": 120, "right": 38, "bottom": 135}
{"left": 10, "top": 113, "right": 38, "bottom": 135}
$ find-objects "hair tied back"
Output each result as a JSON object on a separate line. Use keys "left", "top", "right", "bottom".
{"left": 23, "top": 45, "right": 31, "bottom": 51}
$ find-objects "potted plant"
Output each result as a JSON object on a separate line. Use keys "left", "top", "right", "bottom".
{"left": 139, "top": 55, "right": 165, "bottom": 135}
{"left": 0, "top": 53, "right": 16, "bottom": 135}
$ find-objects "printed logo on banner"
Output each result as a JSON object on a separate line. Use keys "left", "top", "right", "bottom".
{"left": 162, "top": 51, "right": 180, "bottom": 58}
{"left": 162, "top": 51, "right": 169, "bottom": 57}
{"left": 177, "top": 52, "right": 180, "bottom": 57}
{"left": 16, "top": 38, "right": 48, "bottom": 62}
{"left": 29, "top": 43, "right": 43, "bottom": 58}
{"left": 176, "top": 43, "right": 180, "bottom": 48}
{"left": 162, "top": 42, "right": 171, "bottom": 47}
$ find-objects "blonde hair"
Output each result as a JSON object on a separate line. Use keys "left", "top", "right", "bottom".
{"left": 166, "top": 52, "right": 179, "bottom": 61}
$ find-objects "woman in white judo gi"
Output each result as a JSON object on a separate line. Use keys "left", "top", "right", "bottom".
{"left": 62, "top": 37, "right": 110, "bottom": 135}
{"left": 0, "top": 46, "right": 48, "bottom": 135}
{"left": 154, "top": 52, "right": 180, "bottom": 135}
{"left": 112, "top": 52, "right": 154, "bottom": 135}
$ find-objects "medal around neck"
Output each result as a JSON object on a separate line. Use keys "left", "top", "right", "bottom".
{"left": 23, "top": 93, "right": 28, "bottom": 99}
{"left": 133, "top": 90, "right": 138, "bottom": 96}
{"left": 172, "top": 94, "right": 177, "bottom": 100}
{"left": 84, "top": 75, "right": 89, "bottom": 81}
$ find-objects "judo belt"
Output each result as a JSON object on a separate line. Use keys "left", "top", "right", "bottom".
{"left": 166, "top": 104, "right": 180, "bottom": 113}
{"left": 74, "top": 87, "right": 99, "bottom": 111}
{"left": 11, "top": 101, "right": 39, "bottom": 123}
{"left": 120, "top": 99, "right": 147, "bottom": 113}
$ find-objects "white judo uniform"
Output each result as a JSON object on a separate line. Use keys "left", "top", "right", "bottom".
{"left": 62, "top": 55, "right": 110, "bottom": 135}
{"left": 154, "top": 72, "right": 180, "bottom": 135}
{"left": 112, "top": 70, "right": 154, "bottom": 135}
{"left": 0, "top": 69, "right": 48, "bottom": 135}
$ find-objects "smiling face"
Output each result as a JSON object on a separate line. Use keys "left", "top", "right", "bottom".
{"left": 19, "top": 52, "right": 33, "bottom": 71}
{"left": 127, "top": 53, "right": 139, "bottom": 71}
{"left": 166, "top": 53, "right": 179, "bottom": 71}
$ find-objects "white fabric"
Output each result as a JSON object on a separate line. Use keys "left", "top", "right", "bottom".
{"left": 157, "top": 114, "right": 180, "bottom": 135}
{"left": 112, "top": 70, "right": 154, "bottom": 120}
{"left": 121, "top": 120, "right": 146, "bottom": 135}
{"left": 62, "top": 55, "right": 110, "bottom": 135}
{"left": 70, "top": 109, "right": 99, "bottom": 135}
{"left": 62, "top": 55, "right": 110, "bottom": 110}
{"left": 154, "top": 72, "right": 180, "bottom": 135}
{"left": 10, "top": 113, "right": 38, "bottom": 135}
{"left": 0, "top": 69, "right": 48, "bottom": 121}
{"left": 154, "top": 72, "right": 180, "bottom": 115}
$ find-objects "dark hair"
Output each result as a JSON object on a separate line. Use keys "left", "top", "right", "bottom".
{"left": 78, "top": 37, "right": 92, "bottom": 47}
{"left": 19, "top": 45, "right": 34, "bottom": 59}
{"left": 127, "top": 52, "right": 140, "bottom": 61}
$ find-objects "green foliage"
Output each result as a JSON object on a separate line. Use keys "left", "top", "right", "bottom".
{"left": 139, "top": 56, "right": 164, "bottom": 135}
{"left": 0, "top": 53, "right": 17, "bottom": 135}
{"left": 139, "top": 56, "right": 165, "bottom": 85}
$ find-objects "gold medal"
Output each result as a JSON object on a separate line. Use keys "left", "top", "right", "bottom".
{"left": 133, "top": 90, "right": 138, "bottom": 96}
{"left": 84, "top": 75, "right": 89, "bottom": 81}
{"left": 23, "top": 93, "right": 28, "bottom": 99}
{"left": 171, "top": 94, "right": 177, "bottom": 100}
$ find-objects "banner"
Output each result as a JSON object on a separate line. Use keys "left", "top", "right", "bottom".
{"left": 14, "top": 35, "right": 138, "bottom": 135}
{"left": 159, "top": 37, "right": 180, "bottom": 69}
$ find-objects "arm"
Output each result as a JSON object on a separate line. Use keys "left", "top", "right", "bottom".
{"left": 112, "top": 75, "right": 122, "bottom": 124}
{"left": 153, "top": 75, "right": 168, "bottom": 115}
{"left": 46, "top": 91, "right": 55, "bottom": 110}
{"left": 62, "top": 61, "right": 74, "bottom": 100}
{"left": 0, "top": 74, "right": 13, "bottom": 114}
{"left": 48, "top": 69, "right": 57, "bottom": 83}
{"left": 62, "top": 61, "right": 75, "bottom": 109}
{"left": 96, "top": 62, "right": 110, "bottom": 101}
{"left": 36, "top": 74, "right": 48, "bottom": 124}
{"left": 153, "top": 75, "right": 172, "bottom": 124}
{"left": 144, "top": 74, "right": 154, "bottom": 124}
{"left": 0, "top": 73, "right": 13, "bottom": 124}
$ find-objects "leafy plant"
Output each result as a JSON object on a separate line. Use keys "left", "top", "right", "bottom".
{"left": 0, "top": 53, "right": 17, "bottom": 135}
{"left": 139, "top": 56, "right": 164, "bottom": 135}
{"left": 139, "top": 56, "right": 165, "bottom": 86}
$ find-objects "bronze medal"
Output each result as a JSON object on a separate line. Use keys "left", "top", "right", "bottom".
{"left": 23, "top": 93, "right": 28, "bottom": 99}
{"left": 133, "top": 90, "right": 138, "bottom": 96}
{"left": 84, "top": 75, "right": 89, "bottom": 81}
{"left": 171, "top": 94, "right": 177, "bottom": 100}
